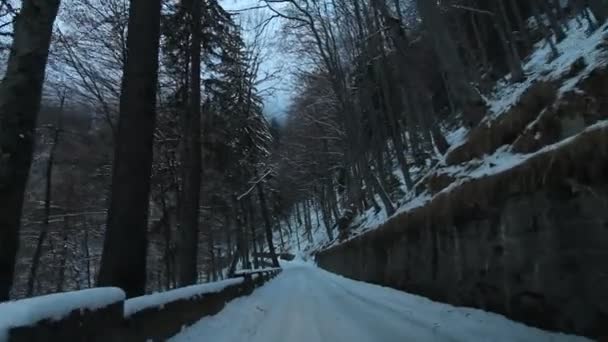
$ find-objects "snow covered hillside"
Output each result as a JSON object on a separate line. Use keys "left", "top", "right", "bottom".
{"left": 277, "top": 16, "right": 608, "bottom": 258}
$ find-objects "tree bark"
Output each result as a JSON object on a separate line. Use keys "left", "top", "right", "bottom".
{"left": 531, "top": 0, "right": 560, "bottom": 58}
{"left": 496, "top": 0, "right": 525, "bottom": 82}
{"left": 56, "top": 215, "right": 70, "bottom": 292}
{"left": 27, "top": 122, "right": 61, "bottom": 297}
{"left": 178, "top": 0, "right": 203, "bottom": 287}
{"left": 249, "top": 203, "right": 260, "bottom": 269}
{"left": 414, "top": 0, "right": 484, "bottom": 120}
{"left": 538, "top": 0, "right": 566, "bottom": 41}
{"left": 0, "top": 0, "right": 60, "bottom": 301}
{"left": 97, "top": 0, "right": 162, "bottom": 298}
{"left": 589, "top": 0, "right": 608, "bottom": 23}
{"left": 256, "top": 181, "right": 279, "bottom": 267}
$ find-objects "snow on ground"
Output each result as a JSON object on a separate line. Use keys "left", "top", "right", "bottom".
{"left": 489, "top": 19, "right": 608, "bottom": 119}
{"left": 0, "top": 287, "right": 125, "bottom": 341}
{"left": 169, "top": 260, "right": 589, "bottom": 342}
{"left": 442, "top": 119, "right": 608, "bottom": 182}
{"left": 445, "top": 126, "right": 470, "bottom": 154}
{"left": 124, "top": 278, "right": 244, "bottom": 316}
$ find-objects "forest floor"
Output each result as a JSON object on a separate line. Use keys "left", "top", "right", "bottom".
{"left": 169, "top": 258, "right": 589, "bottom": 342}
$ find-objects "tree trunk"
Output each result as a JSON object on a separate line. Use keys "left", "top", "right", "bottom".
{"left": 0, "top": 0, "right": 60, "bottom": 302}
{"left": 509, "top": 0, "right": 532, "bottom": 48}
{"left": 414, "top": 0, "right": 484, "bottom": 119}
{"left": 496, "top": 0, "right": 525, "bottom": 82}
{"left": 83, "top": 222, "right": 92, "bottom": 288}
{"left": 27, "top": 122, "right": 61, "bottom": 297}
{"left": 247, "top": 198, "right": 260, "bottom": 269}
{"left": 256, "top": 181, "right": 279, "bottom": 267}
{"left": 531, "top": 0, "right": 560, "bottom": 58}
{"left": 320, "top": 186, "right": 334, "bottom": 241}
{"left": 236, "top": 199, "right": 250, "bottom": 269}
{"left": 589, "top": 0, "right": 608, "bottom": 23}
{"left": 539, "top": 0, "right": 567, "bottom": 41}
{"left": 470, "top": 13, "right": 490, "bottom": 75}
{"left": 97, "top": 0, "right": 162, "bottom": 298}
{"left": 208, "top": 228, "right": 217, "bottom": 281}
{"left": 177, "top": 0, "right": 203, "bottom": 287}
{"left": 293, "top": 215, "right": 301, "bottom": 251}
{"left": 56, "top": 215, "right": 70, "bottom": 292}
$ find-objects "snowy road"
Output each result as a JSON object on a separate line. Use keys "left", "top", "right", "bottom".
{"left": 170, "top": 261, "right": 588, "bottom": 342}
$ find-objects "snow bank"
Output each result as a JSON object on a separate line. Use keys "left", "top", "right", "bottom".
{"left": 0, "top": 287, "right": 125, "bottom": 341}
{"left": 124, "top": 278, "right": 244, "bottom": 316}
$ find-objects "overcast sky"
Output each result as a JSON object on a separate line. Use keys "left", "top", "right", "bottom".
{"left": 219, "top": 0, "right": 294, "bottom": 122}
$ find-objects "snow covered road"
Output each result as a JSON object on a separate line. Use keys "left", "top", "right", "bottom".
{"left": 170, "top": 261, "right": 589, "bottom": 342}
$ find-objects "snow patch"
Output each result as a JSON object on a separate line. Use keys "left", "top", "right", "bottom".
{"left": 445, "top": 126, "right": 470, "bottom": 152}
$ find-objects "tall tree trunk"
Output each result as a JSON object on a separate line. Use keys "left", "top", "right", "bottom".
{"left": 589, "top": 0, "right": 608, "bottom": 23}
{"left": 27, "top": 121, "right": 61, "bottom": 297}
{"left": 177, "top": 0, "right": 203, "bottom": 287}
{"left": 470, "top": 13, "right": 490, "bottom": 75}
{"left": 414, "top": 0, "right": 484, "bottom": 122}
{"left": 83, "top": 221, "right": 92, "bottom": 288}
{"left": 247, "top": 198, "right": 260, "bottom": 269}
{"left": 320, "top": 187, "right": 334, "bottom": 241}
{"left": 256, "top": 181, "right": 279, "bottom": 267}
{"left": 531, "top": 0, "right": 560, "bottom": 58}
{"left": 158, "top": 203, "right": 173, "bottom": 290}
{"left": 293, "top": 215, "right": 301, "bottom": 251}
{"left": 0, "top": 0, "right": 60, "bottom": 302}
{"left": 236, "top": 199, "right": 250, "bottom": 269}
{"left": 56, "top": 215, "right": 69, "bottom": 292}
{"left": 295, "top": 199, "right": 302, "bottom": 225}
{"left": 304, "top": 200, "right": 313, "bottom": 242}
{"left": 97, "top": 0, "right": 162, "bottom": 298}
{"left": 496, "top": 0, "right": 525, "bottom": 82}
{"left": 538, "top": 0, "right": 567, "bottom": 41}
{"left": 249, "top": 214, "right": 260, "bottom": 269}
{"left": 208, "top": 228, "right": 217, "bottom": 281}
{"left": 509, "top": 0, "right": 532, "bottom": 48}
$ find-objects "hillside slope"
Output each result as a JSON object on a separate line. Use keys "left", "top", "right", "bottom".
{"left": 314, "top": 20, "right": 608, "bottom": 338}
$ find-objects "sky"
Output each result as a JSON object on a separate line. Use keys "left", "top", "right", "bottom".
{"left": 219, "top": 0, "right": 294, "bottom": 122}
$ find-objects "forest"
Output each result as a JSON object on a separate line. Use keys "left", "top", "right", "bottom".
{"left": 0, "top": 0, "right": 606, "bottom": 302}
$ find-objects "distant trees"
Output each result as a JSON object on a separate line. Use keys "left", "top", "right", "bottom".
{"left": 0, "top": 0, "right": 61, "bottom": 301}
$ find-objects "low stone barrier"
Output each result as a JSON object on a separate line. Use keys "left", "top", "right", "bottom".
{"left": 0, "top": 269, "right": 282, "bottom": 342}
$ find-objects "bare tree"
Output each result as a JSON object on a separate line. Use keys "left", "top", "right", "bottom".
{"left": 97, "top": 0, "right": 162, "bottom": 297}
{"left": 0, "top": 0, "right": 60, "bottom": 301}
